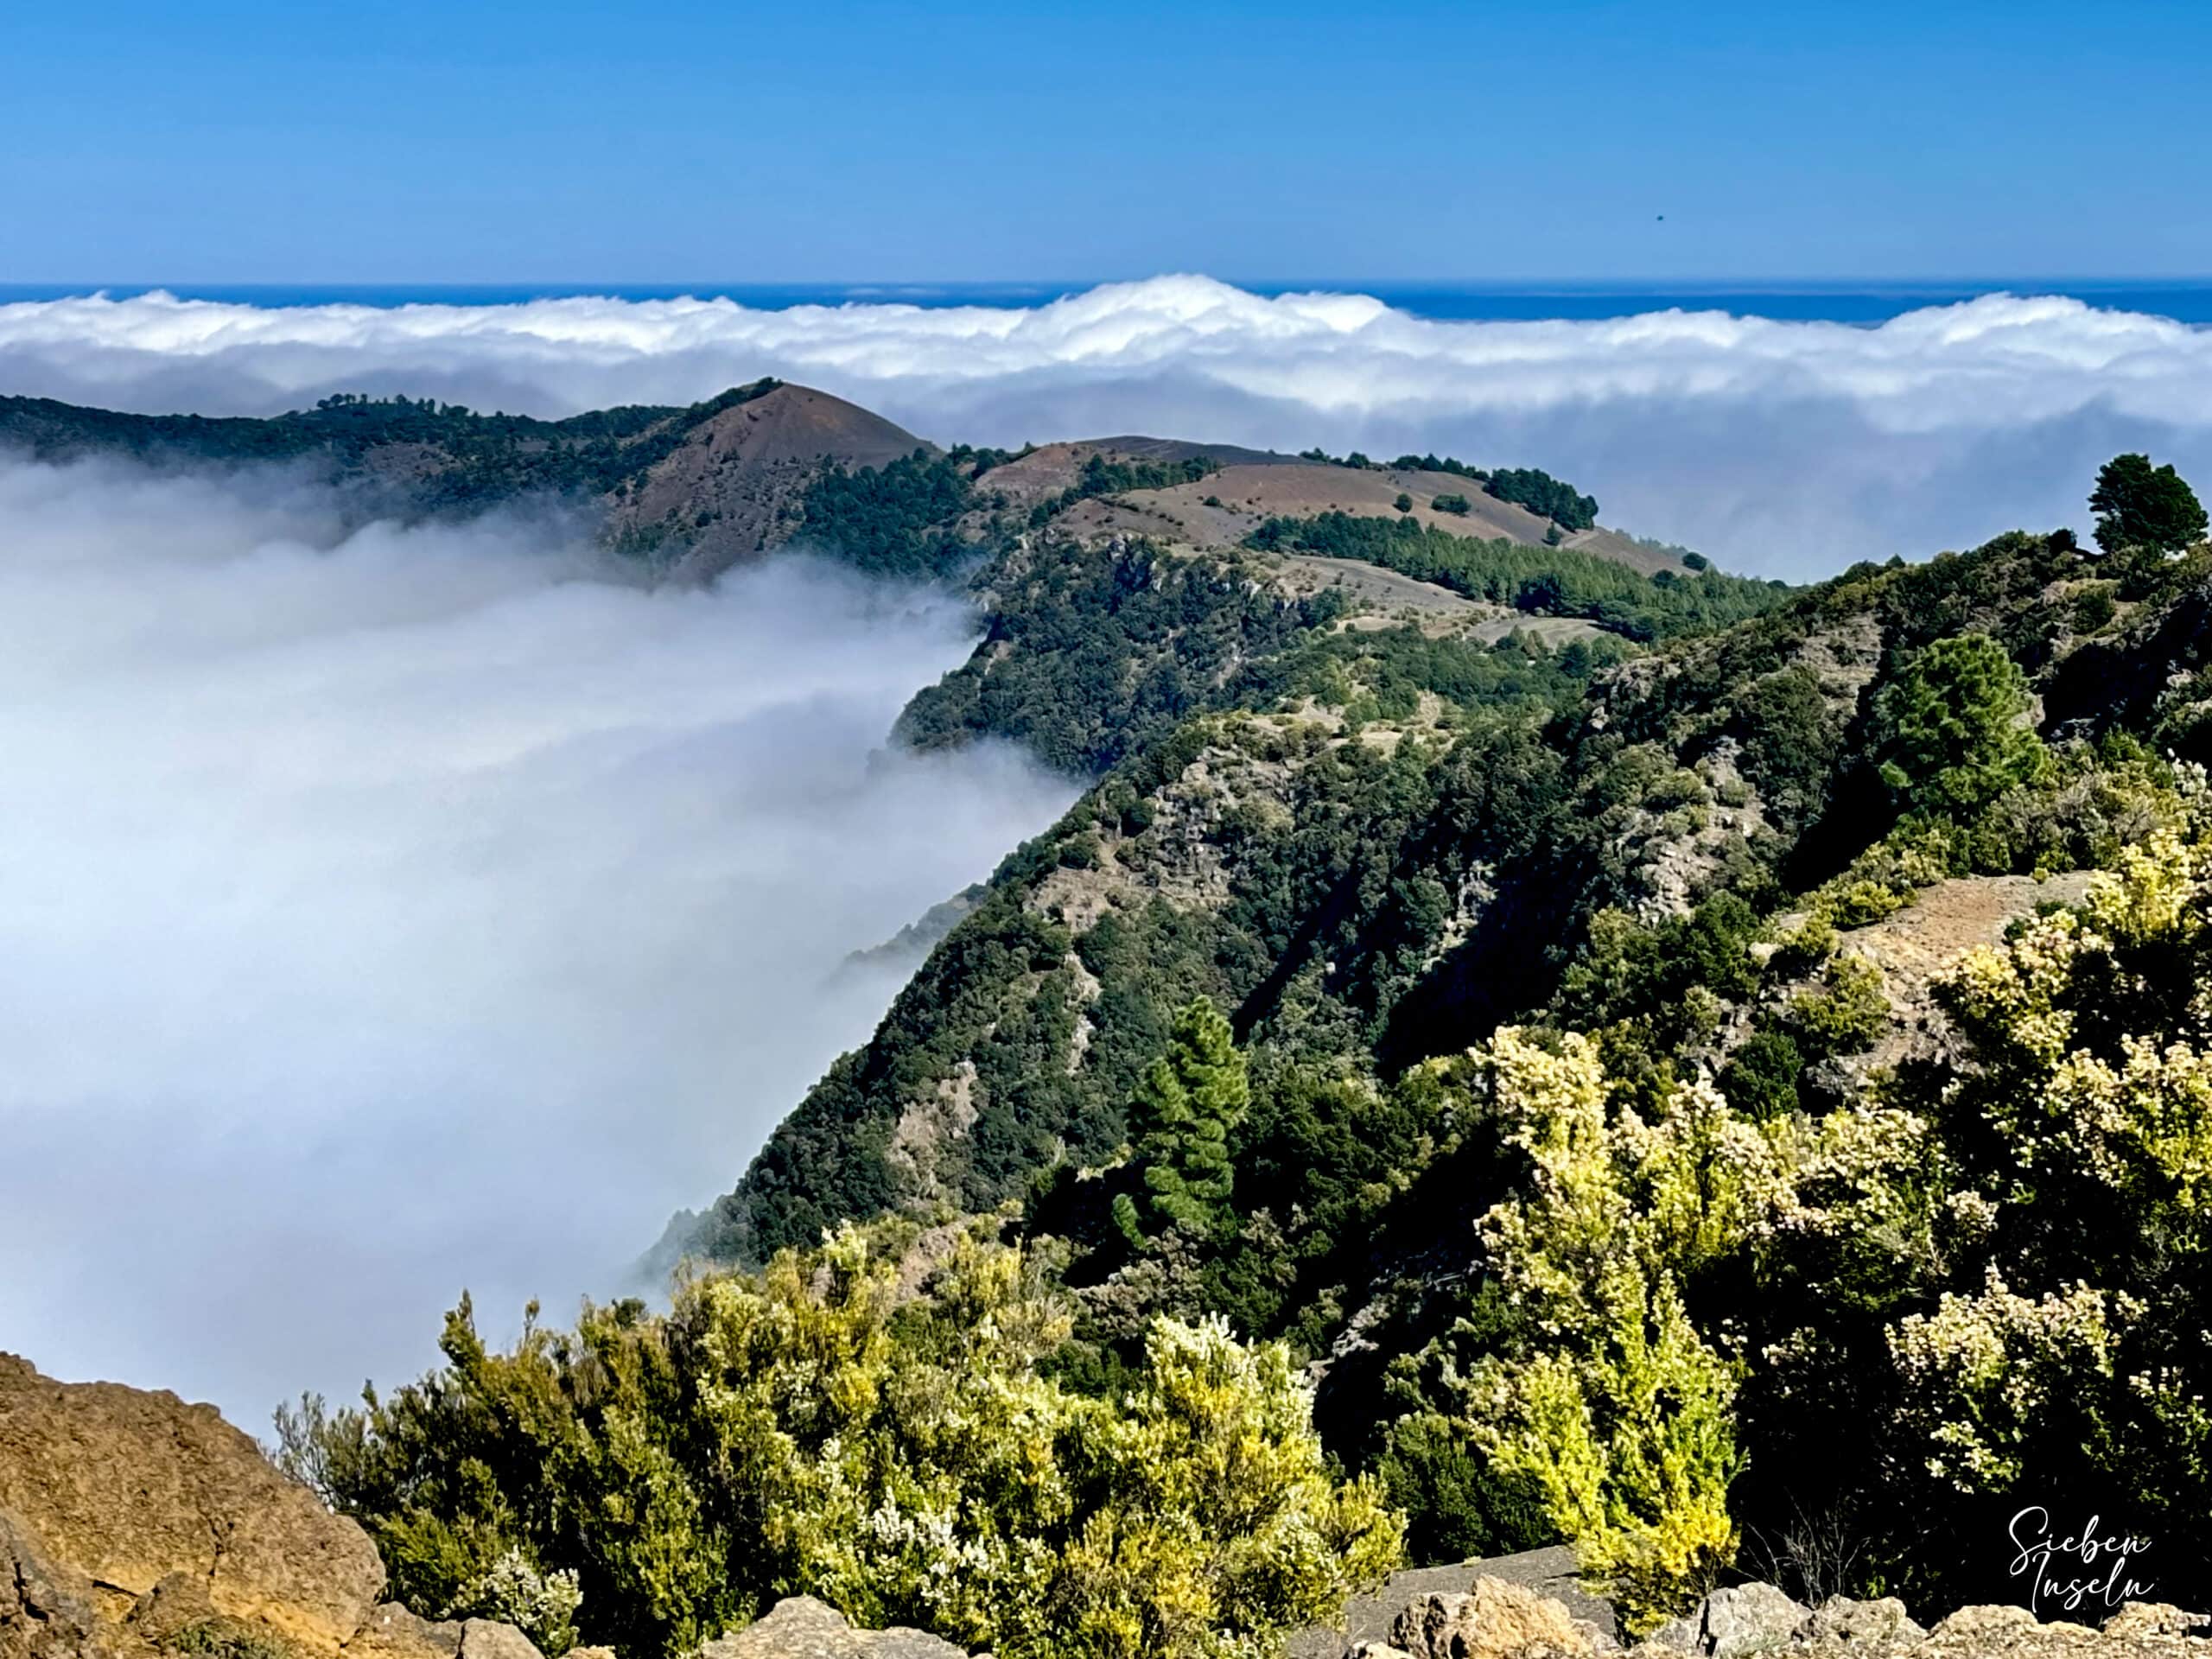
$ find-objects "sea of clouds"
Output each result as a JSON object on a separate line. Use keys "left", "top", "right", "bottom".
{"left": 0, "top": 456, "right": 1074, "bottom": 1424}
{"left": 7, "top": 276, "right": 2212, "bottom": 576}
{"left": 3, "top": 275, "right": 2210, "bottom": 1427}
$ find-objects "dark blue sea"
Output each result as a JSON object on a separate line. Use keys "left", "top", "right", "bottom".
{"left": 6, "top": 280, "right": 2212, "bottom": 324}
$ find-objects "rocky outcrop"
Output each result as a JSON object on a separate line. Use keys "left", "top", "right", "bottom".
{"left": 1793, "top": 1599, "right": 1928, "bottom": 1652}
{"left": 1290, "top": 1548, "right": 1616, "bottom": 1659}
{"left": 345, "top": 1605, "right": 468, "bottom": 1659}
{"left": 1648, "top": 1584, "right": 1812, "bottom": 1656}
{"left": 1308, "top": 1567, "right": 2212, "bottom": 1659}
{"left": 1385, "top": 1575, "right": 1615, "bottom": 1658}
{"left": 697, "top": 1597, "right": 970, "bottom": 1659}
{"left": 0, "top": 1352, "right": 383, "bottom": 1655}
{"left": 0, "top": 1355, "right": 540, "bottom": 1659}
{"left": 1292, "top": 1557, "right": 1618, "bottom": 1654}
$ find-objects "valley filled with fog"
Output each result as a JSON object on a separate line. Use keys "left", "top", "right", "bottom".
{"left": 0, "top": 457, "right": 1073, "bottom": 1422}
{"left": 6, "top": 273, "right": 2212, "bottom": 1427}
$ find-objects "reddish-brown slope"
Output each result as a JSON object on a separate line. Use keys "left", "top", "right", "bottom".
{"left": 972, "top": 441, "right": 1672, "bottom": 574}
{"left": 608, "top": 384, "right": 933, "bottom": 573}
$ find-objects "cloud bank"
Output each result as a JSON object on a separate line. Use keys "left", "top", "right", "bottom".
{"left": 7, "top": 278, "right": 2212, "bottom": 575}
{"left": 0, "top": 457, "right": 1073, "bottom": 1425}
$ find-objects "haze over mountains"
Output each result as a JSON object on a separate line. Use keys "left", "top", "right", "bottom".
{"left": 0, "top": 436, "right": 1077, "bottom": 1420}
{"left": 12, "top": 313, "right": 2212, "bottom": 1651}
{"left": 8, "top": 277, "right": 2212, "bottom": 574}
{"left": 0, "top": 371, "right": 1765, "bottom": 1419}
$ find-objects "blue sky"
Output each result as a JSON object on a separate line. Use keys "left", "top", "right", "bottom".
{"left": 4, "top": 0, "right": 2209, "bottom": 284}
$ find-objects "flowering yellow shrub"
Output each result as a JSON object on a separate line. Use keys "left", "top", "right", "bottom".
{"left": 1448, "top": 1032, "right": 1754, "bottom": 1632}
{"left": 1416, "top": 815, "right": 2212, "bottom": 1623}
{"left": 1889, "top": 1268, "right": 2135, "bottom": 1491}
{"left": 283, "top": 1224, "right": 1399, "bottom": 1659}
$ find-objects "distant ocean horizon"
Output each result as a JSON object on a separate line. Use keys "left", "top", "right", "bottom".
{"left": 10, "top": 277, "right": 2212, "bottom": 324}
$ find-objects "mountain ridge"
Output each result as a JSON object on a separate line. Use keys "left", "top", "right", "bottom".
{"left": 49, "top": 382, "right": 2207, "bottom": 1647}
{"left": 0, "top": 380, "right": 1683, "bottom": 581}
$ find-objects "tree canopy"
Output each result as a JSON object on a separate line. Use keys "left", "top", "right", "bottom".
{"left": 1113, "top": 997, "right": 1251, "bottom": 1247}
{"left": 2090, "top": 452, "right": 2207, "bottom": 555}
{"left": 1872, "top": 632, "right": 2050, "bottom": 819}
{"left": 279, "top": 1225, "right": 1400, "bottom": 1659}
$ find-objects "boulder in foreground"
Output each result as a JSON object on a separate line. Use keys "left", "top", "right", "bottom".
{"left": 0, "top": 1352, "right": 543, "bottom": 1659}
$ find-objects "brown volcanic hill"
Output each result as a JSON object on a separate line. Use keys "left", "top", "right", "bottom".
{"left": 976, "top": 442, "right": 1673, "bottom": 575}
{"left": 0, "top": 386, "right": 1683, "bottom": 578}
{"left": 607, "top": 384, "right": 934, "bottom": 575}
{"left": 975, "top": 437, "right": 1306, "bottom": 508}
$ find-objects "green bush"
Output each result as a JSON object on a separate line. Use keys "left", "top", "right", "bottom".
{"left": 2070, "top": 583, "right": 2118, "bottom": 633}
{"left": 1719, "top": 1027, "right": 1804, "bottom": 1120}
{"left": 1786, "top": 955, "right": 1891, "bottom": 1061}
{"left": 280, "top": 1227, "right": 1401, "bottom": 1659}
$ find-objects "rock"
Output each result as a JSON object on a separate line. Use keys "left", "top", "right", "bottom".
{"left": 1794, "top": 1598, "right": 1927, "bottom": 1651}
{"left": 0, "top": 1509, "right": 102, "bottom": 1659}
{"left": 455, "top": 1623, "right": 544, "bottom": 1659}
{"left": 1647, "top": 1585, "right": 1810, "bottom": 1658}
{"left": 2101, "top": 1605, "right": 2209, "bottom": 1641}
{"left": 124, "top": 1576, "right": 219, "bottom": 1649}
{"left": 346, "top": 1605, "right": 467, "bottom": 1659}
{"left": 1916, "top": 1604, "right": 2108, "bottom": 1659}
{"left": 1389, "top": 1575, "right": 1599, "bottom": 1659}
{"left": 1929, "top": 1606, "right": 2042, "bottom": 1642}
{"left": 1705, "top": 1586, "right": 1815, "bottom": 1658}
{"left": 1294, "top": 1548, "right": 1618, "bottom": 1659}
{"left": 0, "top": 1353, "right": 549, "bottom": 1659}
{"left": 1347, "top": 1646, "right": 1414, "bottom": 1659}
{"left": 699, "top": 1596, "right": 973, "bottom": 1659}
{"left": 0, "top": 1353, "right": 385, "bottom": 1656}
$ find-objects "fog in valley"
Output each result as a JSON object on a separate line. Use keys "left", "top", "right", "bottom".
{"left": 0, "top": 456, "right": 1074, "bottom": 1423}
{"left": 6, "top": 273, "right": 2212, "bottom": 1423}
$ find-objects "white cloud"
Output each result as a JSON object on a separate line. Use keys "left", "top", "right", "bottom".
{"left": 6, "top": 278, "right": 2212, "bottom": 575}
{"left": 2, "top": 277, "right": 2208, "bottom": 1418}
{"left": 0, "top": 456, "right": 1074, "bottom": 1425}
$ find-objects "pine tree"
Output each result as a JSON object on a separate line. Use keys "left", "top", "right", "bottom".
{"left": 2090, "top": 452, "right": 2208, "bottom": 554}
{"left": 1113, "top": 997, "right": 1250, "bottom": 1249}
{"left": 1872, "top": 632, "right": 2049, "bottom": 819}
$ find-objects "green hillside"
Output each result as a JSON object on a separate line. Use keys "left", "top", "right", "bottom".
{"left": 39, "top": 387, "right": 2212, "bottom": 1656}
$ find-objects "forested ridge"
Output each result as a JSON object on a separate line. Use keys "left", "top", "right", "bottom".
{"left": 0, "top": 381, "right": 785, "bottom": 512}
{"left": 29, "top": 386, "right": 2212, "bottom": 1656}
{"left": 631, "top": 452, "right": 2212, "bottom": 1646}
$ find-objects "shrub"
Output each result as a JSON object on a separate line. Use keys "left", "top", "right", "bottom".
{"left": 279, "top": 1226, "right": 1400, "bottom": 1659}
{"left": 1719, "top": 1027, "right": 1804, "bottom": 1121}
{"left": 2070, "top": 583, "right": 2118, "bottom": 633}
{"left": 1786, "top": 956, "right": 1891, "bottom": 1061}
{"left": 1408, "top": 1033, "right": 1750, "bottom": 1631}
